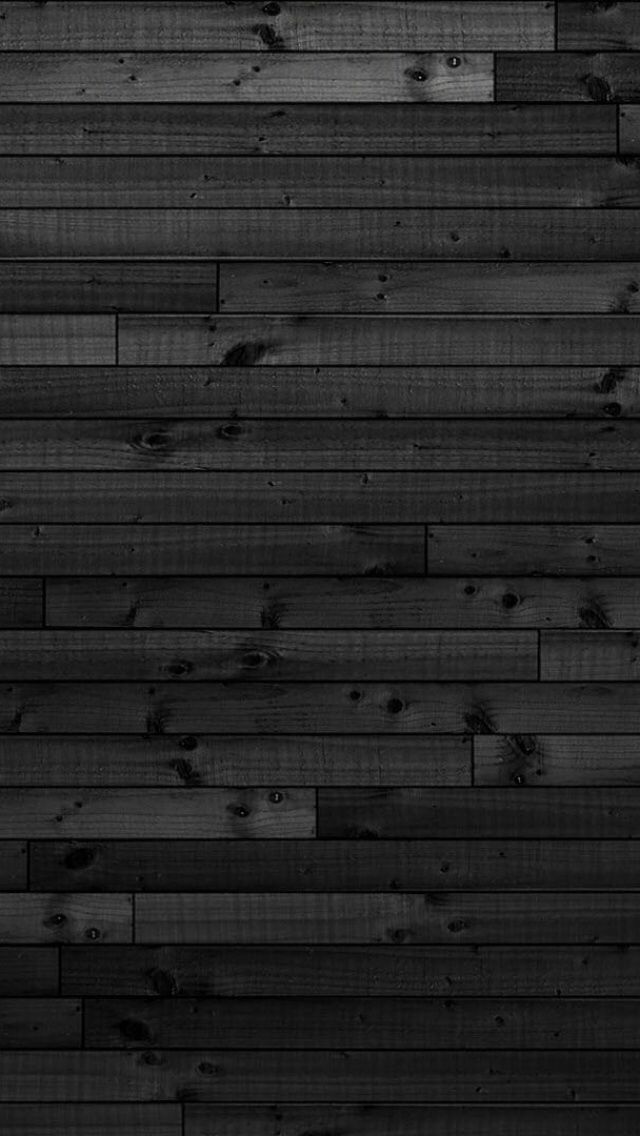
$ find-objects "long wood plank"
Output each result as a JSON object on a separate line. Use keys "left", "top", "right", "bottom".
{"left": 83, "top": 995, "right": 640, "bottom": 1050}
{"left": 9, "top": 156, "right": 640, "bottom": 208}
{"left": 0, "top": 1105, "right": 181, "bottom": 1136}
{"left": 46, "top": 575, "right": 640, "bottom": 631}
{"left": 0, "top": 2, "right": 553, "bottom": 50}
{"left": 0, "top": 895, "right": 132, "bottom": 944}
{"left": 0, "top": 316, "right": 113, "bottom": 365}
{"left": 61, "top": 943, "right": 640, "bottom": 997}
{"left": 6, "top": 682, "right": 640, "bottom": 734}
{"left": 317, "top": 787, "right": 640, "bottom": 838}
{"left": 0, "top": 579, "right": 42, "bottom": 628}
{"left": 476, "top": 735, "right": 640, "bottom": 786}
{"left": 0, "top": 525, "right": 424, "bottom": 575}
{"left": 0, "top": 366, "right": 636, "bottom": 419}
{"left": 0, "top": 842, "right": 26, "bottom": 889}
{"left": 0, "top": 789, "right": 314, "bottom": 839}
{"left": 0, "top": 736, "right": 468, "bottom": 787}
{"left": 0, "top": 104, "right": 615, "bottom": 155}
{"left": 4, "top": 210, "right": 640, "bottom": 259}
{"left": 559, "top": 2, "right": 640, "bottom": 50}
{"left": 29, "top": 839, "right": 640, "bottom": 893}
{"left": 9, "top": 418, "right": 640, "bottom": 471}
{"left": 427, "top": 525, "right": 640, "bottom": 575}
{"left": 0, "top": 630, "right": 537, "bottom": 682}
{"left": 496, "top": 53, "right": 640, "bottom": 102}
{"left": 541, "top": 631, "right": 640, "bottom": 680}
{"left": 0, "top": 262, "right": 218, "bottom": 314}
{"left": 4, "top": 1049, "right": 640, "bottom": 1102}
{"left": 133, "top": 892, "right": 640, "bottom": 944}
{"left": 5, "top": 473, "right": 640, "bottom": 524}
{"left": 119, "top": 315, "right": 640, "bottom": 367}
{"left": 0, "top": 948, "right": 58, "bottom": 996}
{"left": 222, "top": 262, "right": 640, "bottom": 314}
{"left": 0, "top": 999, "right": 81, "bottom": 1049}
{"left": 183, "top": 1104, "right": 640, "bottom": 1136}
{"left": 0, "top": 52, "right": 494, "bottom": 103}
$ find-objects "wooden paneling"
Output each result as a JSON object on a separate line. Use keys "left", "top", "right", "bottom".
{"left": 475, "top": 734, "right": 640, "bottom": 786}
{"left": 427, "top": 525, "right": 640, "bottom": 574}
{"left": 558, "top": 2, "right": 640, "bottom": 50}
{"left": 496, "top": 52, "right": 640, "bottom": 102}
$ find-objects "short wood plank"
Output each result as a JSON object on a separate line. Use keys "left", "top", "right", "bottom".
{"left": 9, "top": 418, "right": 640, "bottom": 470}
{"left": 476, "top": 735, "right": 640, "bottom": 786}
{"left": 0, "top": 630, "right": 537, "bottom": 682}
{"left": 428, "top": 524, "right": 640, "bottom": 574}
{"left": 541, "top": 631, "right": 640, "bottom": 679}
{"left": 6, "top": 682, "right": 640, "bottom": 734}
{"left": 317, "top": 787, "right": 640, "bottom": 838}
{"left": 8, "top": 156, "right": 640, "bottom": 208}
{"left": 0, "top": 736, "right": 468, "bottom": 787}
{"left": 222, "top": 261, "right": 640, "bottom": 314}
{"left": 0, "top": 52, "right": 494, "bottom": 103}
{"left": 496, "top": 52, "right": 640, "bottom": 102}
{"left": 559, "top": 2, "right": 640, "bottom": 50}
{"left": 0, "top": 366, "right": 636, "bottom": 419}
{"left": 0, "top": 842, "right": 26, "bottom": 889}
{"left": 0, "top": 999, "right": 80, "bottom": 1049}
{"left": 0, "top": 948, "right": 58, "bottom": 996}
{"left": 0, "top": 1104, "right": 182, "bottom": 1136}
{"left": 61, "top": 943, "right": 640, "bottom": 997}
{"left": 84, "top": 995, "right": 640, "bottom": 1050}
{"left": 0, "top": 579, "right": 41, "bottom": 628}
{"left": 621, "top": 106, "right": 640, "bottom": 150}
{"left": 183, "top": 1104, "right": 640, "bottom": 1136}
{"left": 0, "top": 2, "right": 553, "bottom": 50}
{"left": 3, "top": 209, "right": 638, "bottom": 259}
{"left": 47, "top": 575, "right": 640, "bottom": 631}
{"left": 119, "top": 315, "right": 640, "bottom": 367}
{"left": 0, "top": 104, "right": 615, "bottom": 155}
{"left": 0, "top": 525, "right": 424, "bottom": 575}
{"left": 0, "top": 316, "right": 114, "bottom": 365}
{"left": 0, "top": 895, "right": 132, "bottom": 944}
{"left": 29, "top": 838, "right": 640, "bottom": 892}
{"left": 0, "top": 262, "right": 217, "bottom": 314}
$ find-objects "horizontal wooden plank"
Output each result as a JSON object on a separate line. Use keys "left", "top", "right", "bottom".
{"left": 29, "top": 838, "right": 640, "bottom": 893}
{"left": 496, "top": 52, "right": 640, "bottom": 102}
{"left": 0, "top": 842, "right": 26, "bottom": 889}
{"left": 5, "top": 473, "right": 640, "bottom": 524}
{"left": 0, "top": 524, "right": 423, "bottom": 575}
{"left": 317, "top": 787, "right": 640, "bottom": 838}
{"left": 559, "top": 1, "right": 640, "bottom": 50}
{"left": 0, "top": 52, "right": 494, "bottom": 103}
{"left": 0, "top": 578, "right": 42, "bottom": 628}
{"left": 0, "top": 789, "right": 314, "bottom": 839}
{"left": 183, "top": 1104, "right": 640, "bottom": 1136}
{"left": 0, "top": 894, "right": 132, "bottom": 944}
{"left": 0, "top": 366, "right": 636, "bottom": 419}
{"left": 621, "top": 105, "right": 640, "bottom": 150}
{"left": 46, "top": 575, "right": 640, "bottom": 631}
{"left": 0, "top": 2, "right": 553, "bottom": 50}
{"left": 119, "top": 315, "right": 640, "bottom": 367}
{"left": 84, "top": 995, "right": 640, "bottom": 1050}
{"left": 0, "top": 316, "right": 113, "bottom": 365}
{"left": 0, "top": 948, "right": 58, "bottom": 996}
{"left": 0, "top": 735, "right": 468, "bottom": 787}
{"left": 3, "top": 209, "right": 639, "bottom": 259}
{"left": 428, "top": 525, "right": 640, "bottom": 575}
{"left": 0, "top": 998, "right": 80, "bottom": 1049}
{"left": 0, "top": 630, "right": 537, "bottom": 682}
{"left": 0, "top": 103, "right": 615, "bottom": 155}
{"left": 61, "top": 943, "right": 640, "bottom": 997}
{"left": 10, "top": 418, "right": 640, "bottom": 471}
{"left": 8, "top": 156, "right": 640, "bottom": 208}
{"left": 542, "top": 630, "right": 640, "bottom": 679}
{"left": 3, "top": 1049, "right": 640, "bottom": 1103}
{"left": 222, "top": 261, "right": 640, "bottom": 314}
{"left": 0, "top": 1105, "right": 181, "bottom": 1136}
{"left": 5, "top": 682, "right": 640, "bottom": 734}
{"left": 0, "top": 262, "right": 217, "bottom": 314}
{"left": 476, "top": 735, "right": 640, "bottom": 786}
{"left": 135, "top": 892, "right": 640, "bottom": 945}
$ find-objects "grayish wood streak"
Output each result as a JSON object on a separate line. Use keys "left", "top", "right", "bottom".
{"left": 427, "top": 524, "right": 640, "bottom": 575}
{"left": 0, "top": 999, "right": 81, "bottom": 1049}
{"left": 0, "top": 316, "right": 114, "bottom": 365}
{"left": 542, "top": 631, "right": 640, "bottom": 680}
{"left": 0, "top": 895, "right": 132, "bottom": 944}
{"left": 0, "top": 263, "right": 218, "bottom": 314}
{"left": 0, "top": 843, "right": 27, "bottom": 890}
{"left": 0, "top": 579, "right": 42, "bottom": 628}
{"left": 558, "top": 2, "right": 640, "bottom": 50}
{"left": 621, "top": 105, "right": 640, "bottom": 151}
{"left": 0, "top": 1104, "right": 182, "bottom": 1136}
{"left": 496, "top": 52, "right": 640, "bottom": 103}
{"left": 476, "top": 734, "right": 640, "bottom": 786}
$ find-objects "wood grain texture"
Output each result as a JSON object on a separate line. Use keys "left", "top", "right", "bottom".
{"left": 621, "top": 105, "right": 640, "bottom": 150}
{"left": 0, "top": 103, "right": 615, "bottom": 155}
{"left": 0, "top": 949, "right": 59, "bottom": 996}
{"left": 427, "top": 525, "right": 640, "bottom": 574}
{"left": 0, "top": 1105, "right": 181, "bottom": 1136}
{"left": 476, "top": 735, "right": 640, "bottom": 786}
{"left": 496, "top": 52, "right": 640, "bottom": 103}
{"left": 558, "top": 2, "right": 640, "bottom": 50}
{"left": 0, "top": 843, "right": 27, "bottom": 890}
{"left": 0, "top": 316, "right": 114, "bottom": 365}
{"left": 0, "top": 999, "right": 81, "bottom": 1049}
{"left": 0, "top": 895, "right": 132, "bottom": 944}
{"left": 0, "top": 579, "right": 42, "bottom": 628}
{"left": 0, "top": 262, "right": 218, "bottom": 314}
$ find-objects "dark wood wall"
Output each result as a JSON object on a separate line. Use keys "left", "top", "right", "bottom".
{"left": 1, "top": 1, "right": 640, "bottom": 1133}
